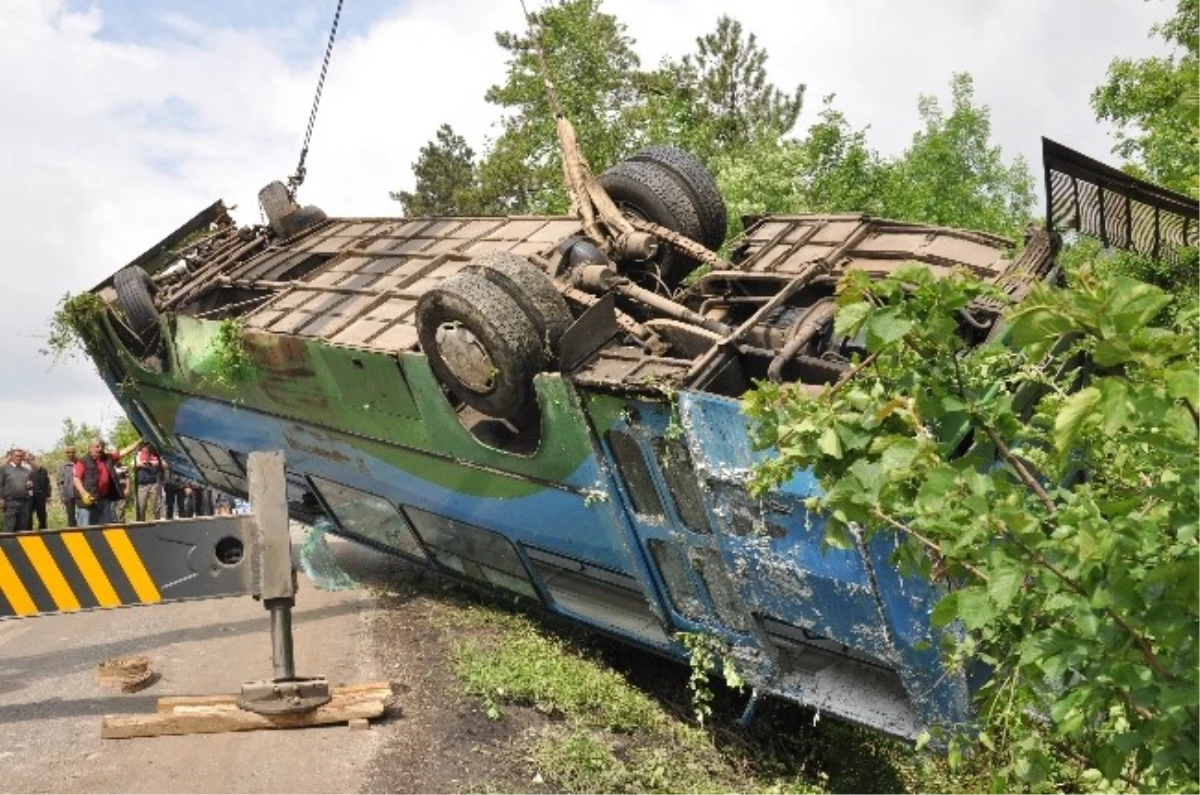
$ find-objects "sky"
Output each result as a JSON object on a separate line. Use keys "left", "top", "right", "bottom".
{"left": 0, "top": 0, "right": 1174, "bottom": 453}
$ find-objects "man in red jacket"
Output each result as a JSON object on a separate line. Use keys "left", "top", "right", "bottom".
{"left": 72, "top": 437, "right": 141, "bottom": 527}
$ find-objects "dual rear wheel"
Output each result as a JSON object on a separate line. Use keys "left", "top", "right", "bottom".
{"left": 420, "top": 146, "right": 727, "bottom": 423}
{"left": 416, "top": 253, "right": 571, "bottom": 422}
{"left": 597, "top": 146, "right": 726, "bottom": 285}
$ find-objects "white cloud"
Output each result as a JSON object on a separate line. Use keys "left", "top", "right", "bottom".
{"left": 0, "top": 0, "right": 1172, "bottom": 453}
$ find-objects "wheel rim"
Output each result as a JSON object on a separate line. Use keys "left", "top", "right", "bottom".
{"left": 435, "top": 322, "right": 496, "bottom": 393}
{"left": 614, "top": 201, "right": 649, "bottom": 225}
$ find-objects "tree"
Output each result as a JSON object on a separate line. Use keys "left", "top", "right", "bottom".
{"left": 882, "top": 73, "right": 1035, "bottom": 237}
{"left": 791, "top": 96, "right": 892, "bottom": 216}
{"left": 108, "top": 416, "right": 141, "bottom": 452}
{"left": 622, "top": 61, "right": 713, "bottom": 159}
{"left": 1093, "top": 0, "right": 1199, "bottom": 196}
{"left": 709, "top": 136, "right": 807, "bottom": 231}
{"left": 478, "top": 0, "right": 643, "bottom": 212}
{"left": 711, "top": 77, "right": 1033, "bottom": 242}
{"left": 54, "top": 417, "right": 104, "bottom": 453}
{"left": 680, "top": 16, "right": 805, "bottom": 154}
{"left": 391, "top": 124, "right": 486, "bottom": 216}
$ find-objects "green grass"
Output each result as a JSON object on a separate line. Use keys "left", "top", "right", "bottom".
{"left": 454, "top": 621, "right": 659, "bottom": 732}
{"left": 428, "top": 584, "right": 997, "bottom": 793}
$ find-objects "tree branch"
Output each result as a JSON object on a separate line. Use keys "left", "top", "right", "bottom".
{"left": 947, "top": 350, "right": 1057, "bottom": 515}
{"left": 1010, "top": 534, "right": 1174, "bottom": 683}
{"left": 828, "top": 350, "right": 881, "bottom": 399}
{"left": 981, "top": 425, "right": 1058, "bottom": 515}
{"left": 872, "top": 508, "right": 990, "bottom": 583}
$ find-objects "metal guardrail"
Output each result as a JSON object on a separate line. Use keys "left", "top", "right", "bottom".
{"left": 1043, "top": 137, "right": 1199, "bottom": 265}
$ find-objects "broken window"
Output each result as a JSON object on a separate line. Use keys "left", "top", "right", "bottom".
{"left": 606, "top": 430, "right": 664, "bottom": 519}
{"left": 309, "top": 476, "right": 427, "bottom": 562}
{"left": 403, "top": 507, "right": 538, "bottom": 600}
{"left": 692, "top": 548, "right": 750, "bottom": 632}
{"left": 176, "top": 435, "right": 248, "bottom": 496}
{"left": 647, "top": 539, "right": 705, "bottom": 621}
{"left": 650, "top": 437, "right": 711, "bottom": 534}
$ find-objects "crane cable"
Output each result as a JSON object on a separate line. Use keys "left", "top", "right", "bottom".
{"left": 288, "top": 0, "right": 345, "bottom": 196}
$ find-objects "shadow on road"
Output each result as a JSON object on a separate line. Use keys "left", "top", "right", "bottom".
{"left": 0, "top": 600, "right": 365, "bottom": 695}
{"left": 0, "top": 693, "right": 164, "bottom": 723}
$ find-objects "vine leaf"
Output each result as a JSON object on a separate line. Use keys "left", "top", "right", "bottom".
{"left": 1053, "top": 386, "right": 1100, "bottom": 453}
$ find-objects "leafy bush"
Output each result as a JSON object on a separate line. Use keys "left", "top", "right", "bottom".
{"left": 43, "top": 292, "right": 108, "bottom": 362}
{"left": 744, "top": 262, "right": 1198, "bottom": 792}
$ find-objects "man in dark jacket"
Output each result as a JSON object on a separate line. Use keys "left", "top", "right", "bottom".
{"left": 26, "top": 454, "right": 51, "bottom": 530}
{"left": 0, "top": 448, "right": 33, "bottom": 532}
{"left": 72, "top": 438, "right": 140, "bottom": 527}
{"left": 56, "top": 446, "right": 79, "bottom": 528}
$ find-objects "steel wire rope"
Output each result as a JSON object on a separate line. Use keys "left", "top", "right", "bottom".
{"left": 288, "top": 0, "right": 345, "bottom": 194}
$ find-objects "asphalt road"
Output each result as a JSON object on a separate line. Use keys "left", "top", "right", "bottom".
{"left": 0, "top": 532, "right": 391, "bottom": 794}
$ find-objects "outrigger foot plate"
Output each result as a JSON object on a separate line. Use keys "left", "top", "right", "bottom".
{"left": 237, "top": 676, "right": 332, "bottom": 715}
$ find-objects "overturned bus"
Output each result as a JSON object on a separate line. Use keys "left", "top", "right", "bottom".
{"left": 72, "top": 137, "right": 1198, "bottom": 740}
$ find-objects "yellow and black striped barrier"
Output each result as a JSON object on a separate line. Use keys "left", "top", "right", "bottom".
{"left": 0, "top": 526, "right": 159, "bottom": 615}
{"left": 0, "top": 518, "right": 256, "bottom": 619}
{"left": 0, "top": 451, "right": 292, "bottom": 620}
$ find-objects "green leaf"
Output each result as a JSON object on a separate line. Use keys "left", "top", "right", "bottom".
{"left": 1167, "top": 403, "right": 1198, "bottom": 442}
{"left": 817, "top": 426, "right": 843, "bottom": 459}
{"left": 1161, "top": 683, "right": 1200, "bottom": 711}
{"left": 893, "top": 262, "right": 934, "bottom": 286}
{"left": 1095, "top": 378, "right": 1130, "bottom": 434}
{"left": 955, "top": 587, "right": 996, "bottom": 630}
{"left": 1093, "top": 337, "right": 1135, "bottom": 366}
{"left": 835, "top": 422, "right": 873, "bottom": 452}
{"left": 833, "top": 302, "right": 872, "bottom": 338}
{"left": 1006, "top": 306, "right": 1073, "bottom": 348}
{"left": 824, "top": 522, "right": 856, "bottom": 551}
{"left": 1054, "top": 387, "right": 1100, "bottom": 452}
{"left": 987, "top": 563, "right": 1023, "bottom": 610}
{"left": 865, "top": 306, "right": 912, "bottom": 349}
{"left": 1166, "top": 367, "right": 1199, "bottom": 409}
{"left": 931, "top": 591, "right": 959, "bottom": 627}
{"left": 1106, "top": 277, "right": 1171, "bottom": 334}
{"left": 879, "top": 437, "right": 921, "bottom": 474}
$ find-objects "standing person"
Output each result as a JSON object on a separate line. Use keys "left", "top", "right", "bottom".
{"left": 26, "top": 454, "right": 51, "bottom": 530}
{"left": 163, "top": 475, "right": 183, "bottom": 519}
{"left": 73, "top": 438, "right": 140, "bottom": 527}
{"left": 111, "top": 446, "right": 131, "bottom": 523}
{"left": 0, "top": 448, "right": 33, "bottom": 532}
{"left": 179, "top": 482, "right": 196, "bottom": 519}
{"left": 56, "top": 446, "right": 80, "bottom": 527}
{"left": 134, "top": 443, "right": 166, "bottom": 521}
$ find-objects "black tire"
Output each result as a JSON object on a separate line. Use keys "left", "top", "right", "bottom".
{"left": 598, "top": 160, "right": 704, "bottom": 281}
{"left": 113, "top": 266, "right": 160, "bottom": 345}
{"left": 416, "top": 272, "right": 543, "bottom": 420}
{"left": 282, "top": 205, "right": 328, "bottom": 238}
{"left": 631, "top": 146, "right": 727, "bottom": 251}
{"left": 463, "top": 252, "right": 573, "bottom": 360}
